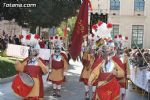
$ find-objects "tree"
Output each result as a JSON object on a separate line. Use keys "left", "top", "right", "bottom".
{"left": 0, "top": 0, "right": 81, "bottom": 32}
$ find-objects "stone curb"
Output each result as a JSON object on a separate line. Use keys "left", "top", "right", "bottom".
{"left": 0, "top": 75, "right": 16, "bottom": 84}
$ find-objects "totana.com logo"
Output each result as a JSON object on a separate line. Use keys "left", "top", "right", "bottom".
{"left": 3, "top": 3, "right": 37, "bottom": 8}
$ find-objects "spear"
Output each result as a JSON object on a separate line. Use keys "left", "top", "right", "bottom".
{"left": 132, "top": 40, "right": 149, "bottom": 69}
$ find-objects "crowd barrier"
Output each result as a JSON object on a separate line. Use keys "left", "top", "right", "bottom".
{"left": 129, "top": 60, "right": 150, "bottom": 92}
{"left": 6, "top": 44, "right": 51, "bottom": 60}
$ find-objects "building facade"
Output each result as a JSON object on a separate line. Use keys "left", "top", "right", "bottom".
{"left": 90, "top": 0, "right": 150, "bottom": 48}
{"left": 0, "top": 20, "right": 49, "bottom": 39}
{"left": 0, "top": 20, "right": 22, "bottom": 37}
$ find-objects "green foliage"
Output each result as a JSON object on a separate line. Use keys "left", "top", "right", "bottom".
{"left": 0, "top": 0, "right": 81, "bottom": 28}
{"left": 56, "top": 17, "right": 76, "bottom": 40}
{"left": 67, "top": 17, "right": 77, "bottom": 41}
{"left": 56, "top": 27, "right": 63, "bottom": 36}
{"left": 0, "top": 57, "right": 16, "bottom": 78}
{"left": 0, "top": 50, "right": 7, "bottom": 57}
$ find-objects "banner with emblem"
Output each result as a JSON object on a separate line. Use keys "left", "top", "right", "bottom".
{"left": 70, "top": 0, "right": 91, "bottom": 60}
{"left": 6, "top": 44, "right": 29, "bottom": 59}
{"left": 6, "top": 44, "right": 50, "bottom": 60}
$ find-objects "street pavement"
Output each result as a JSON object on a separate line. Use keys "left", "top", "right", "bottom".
{"left": 0, "top": 59, "right": 148, "bottom": 100}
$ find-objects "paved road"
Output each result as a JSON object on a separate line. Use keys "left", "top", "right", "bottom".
{"left": 0, "top": 59, "right": 148, "bottom": 100}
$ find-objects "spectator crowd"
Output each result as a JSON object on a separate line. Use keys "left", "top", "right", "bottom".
{"left": 129, "top": 49, "right": 150, "bottom": 68}
{"left": 0, "top": 32, "right": 61, "bottom": 51}
{"left": 0, "top": 32, "right": 21, "bottom": 50}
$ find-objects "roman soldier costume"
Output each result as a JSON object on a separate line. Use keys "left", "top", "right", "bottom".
{"left": 80, "top": 51, "right": 95, "bottom": 85}
{"left": 113, "top": 34, "right": 129, "bottom": 100}
{"left": 88, "top": 22, "right": 129, "bottom": 100}
{"left": 47, "top": 41, "right": 68, "bottom": 97}
{"left": 12, "top": 34, "right": 48, "bottom": 100}
{"left": 79, "top": 49, "right": 95, "bottom": 99}
{"left": 88, "top": 47, "right": 120, "bottom": 100}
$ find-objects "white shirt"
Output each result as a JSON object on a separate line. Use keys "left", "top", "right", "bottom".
{"left": 102, "top": 59, "right": 115, "bottom": 73}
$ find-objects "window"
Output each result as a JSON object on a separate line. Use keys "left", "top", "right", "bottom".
{"left": 134, "top": 0, "right": 145, "bottom": 11}
{"left": 132, "top": 25, "right": 144, "bottom": 48}
{"left": 110, "top": 0, "right": 120, "bottom": 10}
{"left": 111, "top": 25, "right": 119, "bottom": 38}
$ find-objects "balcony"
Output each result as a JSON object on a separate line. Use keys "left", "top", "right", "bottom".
{"left": 134, "top": 11, "right": 144, "bottom": 16}
{"left": 89, "top": 9, "right": 109, "bottom": 15}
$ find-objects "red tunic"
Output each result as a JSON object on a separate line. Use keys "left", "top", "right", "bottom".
{"left": 98, "top": 73, "right": 115, "bottom": 81}
{"left": 47, "top": 55, "right": 65, "bottom": 85}
{"left": 93, "top": 78, "right": 120, "bottom": 100}
{"left": 60, "top": 51, "right": 68, "bottom": 63}
{"left": 51, "top": 59, "right": 64, "bottom": 69}
{"left": 112, "top": 55, "right": 126, "bottom": 88}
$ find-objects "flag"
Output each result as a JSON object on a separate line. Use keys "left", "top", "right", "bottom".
{"left": 93, "top": 78, "right": 120, "bottom": 100}
{"left": 70, "top": 0, "right": 90, "bottom": 60}
{"left": 64, "top": 25, "right": 67, "bottom": 38}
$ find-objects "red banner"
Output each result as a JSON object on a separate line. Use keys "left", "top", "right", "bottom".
{"left": 64, "top": 25, "right": 67, "bottom": 38}
{"left": 70, "top": 0, "right": 89, "bottom": 60}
